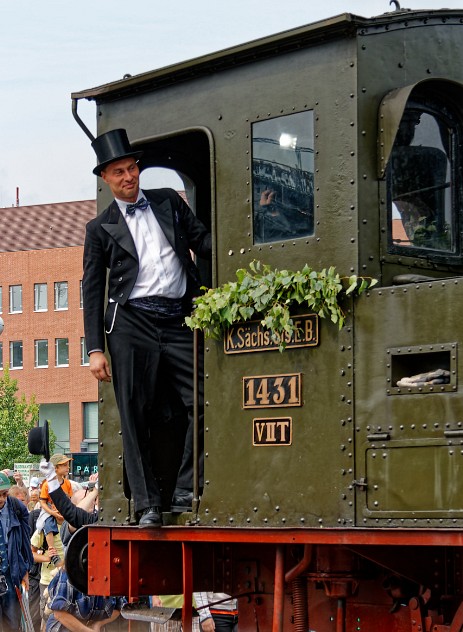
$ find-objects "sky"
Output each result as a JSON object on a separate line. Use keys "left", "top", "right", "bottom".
{"left": 1, "top": 0, "right": 462, "bottom": 207}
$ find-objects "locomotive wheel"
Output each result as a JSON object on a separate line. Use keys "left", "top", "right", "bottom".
{"left": 65, "top": 525, "right": 89, "bottom": 593}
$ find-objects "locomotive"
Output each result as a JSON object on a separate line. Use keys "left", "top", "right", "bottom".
{"left": 70, "top": 4, "right": 463, "bottom": 631}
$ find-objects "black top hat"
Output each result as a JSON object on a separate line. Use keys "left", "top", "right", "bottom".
{"left": 28, "top": 420, "right": 50, "bottom": 462}
{"left": 91, "top": 128, "right": 143, "bottom": 176}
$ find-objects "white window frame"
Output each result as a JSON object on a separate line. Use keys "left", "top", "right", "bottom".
{"left": 80, "top": 337, "right": 89, "bottom": 366}
{"left": 55, "top": 338, "right": 69, "bottom": 367}
{"left": 9, "top": 285, "right": 22, "bottom": 314}
{"left": 54, "top": 282, "right": 68, "bottom": 311}
{"left": 34, "top": 283, "right": 48, "bottom": 312}
{"left": 34, "top": 339, "right": 48, "bottom": 368}
{"left": 10, "top": 340, "right": 23, "bottom": 369}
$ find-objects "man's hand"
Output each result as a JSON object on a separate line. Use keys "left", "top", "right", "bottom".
{"left": 260, "top": 189, "right": 275, "bottom": 206}
{"left": 89, "top": 352, "right": 112, "bottom": 383}
{"left": 40, "top": 459, "right": 57, "bottom": 482}
{"left": 200, "top": 617, "right": 215, "bottom": 632}
{"left": 12, "top": 471, "right": 25, "bottom": 488}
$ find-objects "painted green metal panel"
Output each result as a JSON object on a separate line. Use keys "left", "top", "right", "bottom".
{"left": 354, "top": 280, "right": 463, "bottom": 526}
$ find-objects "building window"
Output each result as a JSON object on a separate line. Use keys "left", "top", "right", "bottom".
{"left": 34, "top": 283, "right": 48, "bottom": 312}
{"left": 83, "top": 402, "right": 98, "bottom": 439}
{"left": 34, "top": 340, "right": 48, "bottom": 368}
{"left": 55, "top": 338, "right": 69, "bottom": 367}
{"left": 80, "top": 338, "right": 89, "bottom": 366}
{"left": 83, "top": 402, "right": 98, "bottom": 452}
{"left": 0, "top": 342, "right": 3, "bottom": 369}
{"left": 79, "top": 280, "right": 83, "bottom": 309}
{"left": 10, "top": 341, "right": 23, "bottom": 369}
{"left": 0, "top": 287, "right": 2, "bottom": 314}
{"left": 9, "top": 285, "right": 22, "bottom": 313}
{"left": 54, "top": 282, "right": 68, "bottom": 311}
{"left": 39, "top": 405, "right": 70, "bottom": 453}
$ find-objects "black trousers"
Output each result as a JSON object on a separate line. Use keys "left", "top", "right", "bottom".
{"left": 106, "top": 302, "right": 204, "bottom": 513}
{"left": 212, "top": 613, "right": 239, "bottom": 632}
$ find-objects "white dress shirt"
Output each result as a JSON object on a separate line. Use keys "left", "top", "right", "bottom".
{"left": 115, "top": 191, "right": 187, "bottom": 300}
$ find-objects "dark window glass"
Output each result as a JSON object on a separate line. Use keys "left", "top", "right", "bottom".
{"left": 55, "top": 338, "right": 69, "bottom": 367}
{"left": 252, "top": 111, "right": 314, "bottom": 244}
{"left": 388, "top": 99, "right": 459, "bottom": 256}
{"left": 10, "top": 341, "right": 23, "bottom": 369}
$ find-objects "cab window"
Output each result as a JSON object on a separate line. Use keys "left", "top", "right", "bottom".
{"left": 252, "top": 111, "right": 314, "bottom": 244}
{"left": 388, "top": 97, "right": 460, "bottom": 257}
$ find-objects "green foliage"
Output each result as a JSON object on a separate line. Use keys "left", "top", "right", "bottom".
{"left": 186, "top": 261, "right": 377, "bottom": 349}
{"left": 0, "top": 366, "right": 40, "bottom": 469}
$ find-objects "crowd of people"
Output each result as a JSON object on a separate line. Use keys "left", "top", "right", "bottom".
{"left": 0, "top": 461, "right": 238, "bottom": 632}
{"left": 0, "top": 126, "right": 238, "bottom": 631}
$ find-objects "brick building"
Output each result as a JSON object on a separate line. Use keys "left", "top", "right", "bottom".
{"left": 0, "top": 200, "right": 98, "bottom": 457}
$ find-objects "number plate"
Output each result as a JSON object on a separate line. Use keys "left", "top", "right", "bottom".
{"left": 253, "top": 417, "right": 292, "bottom": 446}
{"left": 243, "top": 373, "right": 302, "bottom": 408}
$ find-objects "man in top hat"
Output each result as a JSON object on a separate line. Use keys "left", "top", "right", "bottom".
{"left": 0, "top": 472, "right": 33, "bottom": 631}
{"left": 83, "top": 128, "right": 211, "bottom": 527}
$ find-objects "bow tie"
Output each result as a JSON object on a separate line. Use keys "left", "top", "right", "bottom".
{"left": 126, "top": 197, "right": 150, "bottom": 215}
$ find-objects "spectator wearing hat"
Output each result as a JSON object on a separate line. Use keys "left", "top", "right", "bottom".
{"left": 38, "top": 456, "right": 73, "bottom": 566}
{"left": 0, "top": 471, "right": 34, "bottom": 631}
{"left": 83, "top": 128, "right": 211, "bottom": 526}
{"left": 29, "top": 476, "right": 40, "bottom": 492}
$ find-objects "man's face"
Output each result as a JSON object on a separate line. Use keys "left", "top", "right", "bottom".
{"left": 0, "top": 491, "right": 8, "bottom": 510}
{"left": 101, "top": 157, "right": 140, "bottom": 203}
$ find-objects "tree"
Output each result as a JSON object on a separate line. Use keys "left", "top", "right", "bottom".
{"left": 0, "top": 365, "right": 40, "bottom": 469}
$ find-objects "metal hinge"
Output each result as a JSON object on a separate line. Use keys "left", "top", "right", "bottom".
{"left": 352, "top": 477, "right": 368, "bottom": 491}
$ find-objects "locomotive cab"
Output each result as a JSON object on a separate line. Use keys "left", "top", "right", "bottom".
{"left": 70, "top": 7, "right": 463, "bottom": 632}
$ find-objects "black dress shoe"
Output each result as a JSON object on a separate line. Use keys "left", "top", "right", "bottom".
{"left": 138, "top": 506, "right": 162, "bottom": 527}
{"left": 171, "top": 489, "right": 193, "bottom": 513}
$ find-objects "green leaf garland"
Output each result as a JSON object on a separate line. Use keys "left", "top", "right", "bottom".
{"left": 186, "top": 261, "right": 377, "bottom": 350}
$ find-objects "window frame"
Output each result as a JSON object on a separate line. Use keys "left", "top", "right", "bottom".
{"left": 34, "top": 283, "right": 48, "bottom": 312}
{"left": 54, "top": 281, "right": 68, "bottom": 311}
{"left": 10, "top": 340, "right": 23, "bottom": 369}
{"left": 80, "top": 337, "right": 89, "bottom": 366}
{"left": 379, "top": 79, "right": 463, "bottom": 272}
{"left": 34, "top": 339, "right": 49, "bottom": 368}
{"left": 386, "top": 96, "right": 460, "bottom": 262}
{"left": 9, "top": 285, "right": 22, "bottom": 314}
{"left": 55, "top": 338, "right": 69, "bottom": 367}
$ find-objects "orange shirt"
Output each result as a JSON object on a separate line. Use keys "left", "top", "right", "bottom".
{"left": 40, "top": 478, "right": 73, "bottom": 508}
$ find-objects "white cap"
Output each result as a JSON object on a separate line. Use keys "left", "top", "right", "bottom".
{"left": 30, "top": 476, "right": 40, "bottom": 488}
